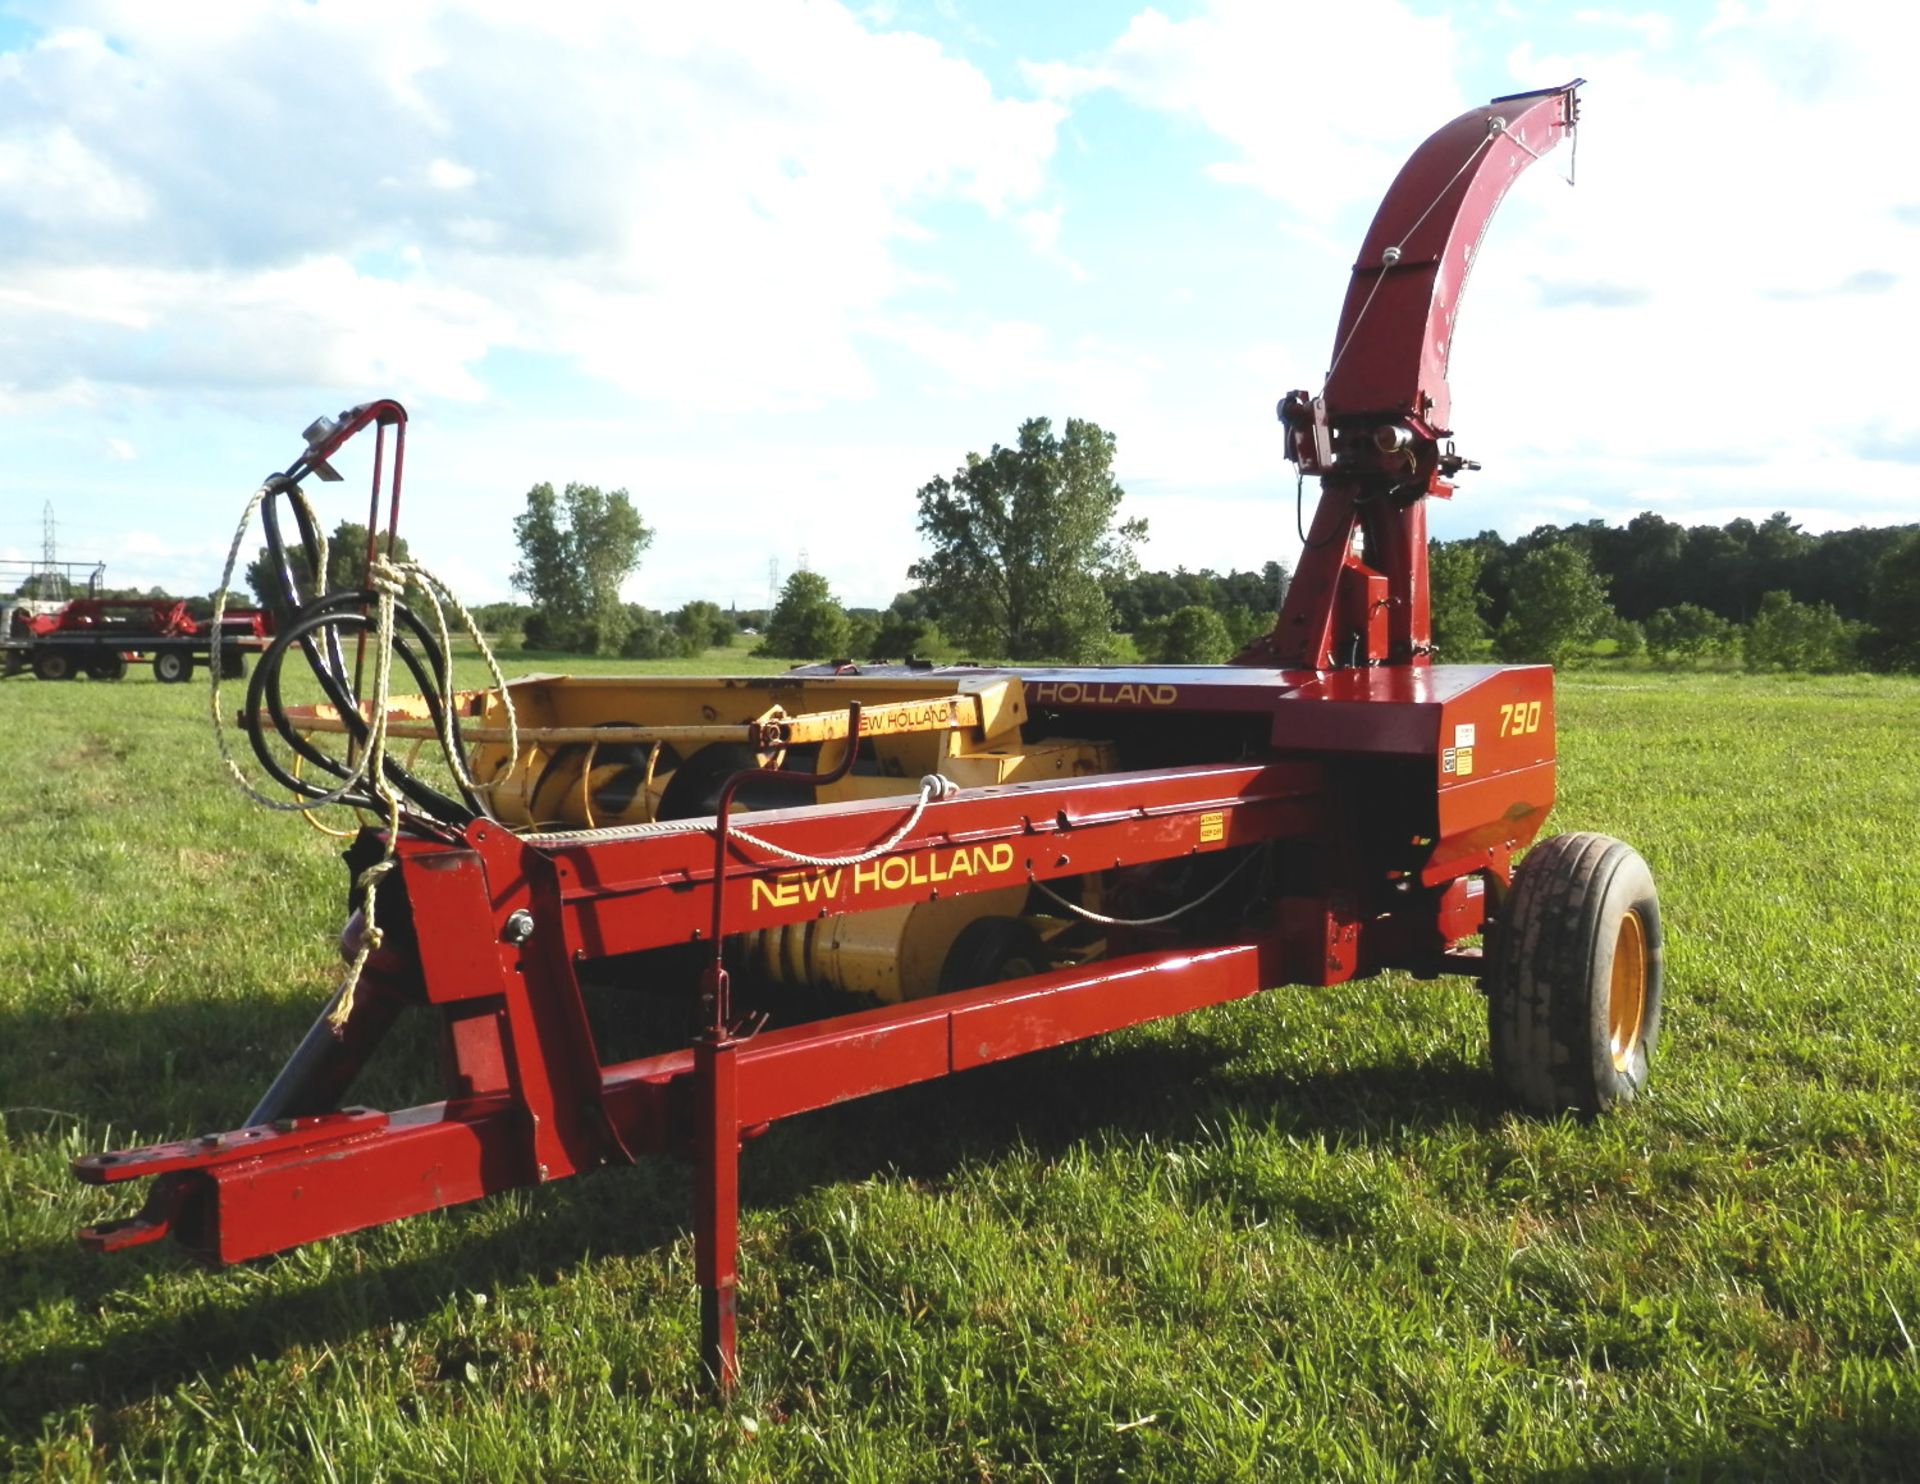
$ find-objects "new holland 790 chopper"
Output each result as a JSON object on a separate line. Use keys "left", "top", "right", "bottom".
{"left": 74, "top": 80, "right": 1661, "bottom": 1392}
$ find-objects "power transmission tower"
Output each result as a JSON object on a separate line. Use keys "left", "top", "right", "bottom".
{"left": 767, "top": 557, "right": 780, "bottom": 613}
{"left": 38, "top": 501, "right": 67, "bottom": 601}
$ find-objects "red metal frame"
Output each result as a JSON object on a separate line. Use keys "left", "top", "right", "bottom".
{"left": 1247, "top": 81, "right": 1580, "bottom": 673}
{"left": 74, "top": 86, "right": 1580, "bottom": 1395}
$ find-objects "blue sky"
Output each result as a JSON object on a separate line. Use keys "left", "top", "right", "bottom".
{"left": 1, "top": 0, "right": 1912, "bottom": 611}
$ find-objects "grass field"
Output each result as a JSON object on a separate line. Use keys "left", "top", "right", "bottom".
{"left": 4, "top": 656, "right": 1919, "bottom": 1480}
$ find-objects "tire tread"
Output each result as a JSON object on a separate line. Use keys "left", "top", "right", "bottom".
{"left": 1489, "top": 831, "right": 1654, "bottom": 1116}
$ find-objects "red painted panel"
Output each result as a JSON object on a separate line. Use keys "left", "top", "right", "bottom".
{"left": 1426, "top": 759, "right": 1555, "bottom": 883}
{"left": 729, "top": 944, "right": 1266, "bottom": 1125}
{"left": 201, "top": 1104, "right": 507, "bottom": 1263}
{"left": 545, "top": 764, "right": 1329, "bottom": 962}
{"left": 950, "top": 944, "right": 1263, "bottom": 1069}
{"left": 734, "top": 1013, "right": 953, "bottom": 1126}
{"left": 401, "top": 847, "right": 514, "bottom": 1004}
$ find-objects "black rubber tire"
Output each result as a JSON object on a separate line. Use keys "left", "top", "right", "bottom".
{"left": 88, "top": 654, "right": 128, "bottom": 681}
{"left": 1487, "top": 832, "right": 1662, "bottom": 1118}
{"left": 153, "top": 650, "right": 192, "bottom": 684}
{"left": 32, "top": 649, "right": 73, "bottom": 681}
{"left": 220, "top": 648, "right": 246, "bottom": 679}
{"left": 937, "top": 917, "right": 1048, "bottom": 994}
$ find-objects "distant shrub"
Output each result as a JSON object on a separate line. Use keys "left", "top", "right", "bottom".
{"left": 1742, "top": 591, "right": 1858, "bottom": 673}
{"left": 1644, "top": 604, "right": 1735, "bottom": 668}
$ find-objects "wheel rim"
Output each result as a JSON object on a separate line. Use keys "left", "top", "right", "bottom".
{"left": 1608, "top": 909, "right": 1647, "bottom": 1071}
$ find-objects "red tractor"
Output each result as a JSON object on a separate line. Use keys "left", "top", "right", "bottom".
{"left": 75, "top": 81, "right": 1658, "bottom": 1393}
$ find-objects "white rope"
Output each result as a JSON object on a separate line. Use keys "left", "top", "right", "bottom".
{"left": 532, "top": 815, "right": 710, "bottom": 846}
{"left": 1027, "top": 849, "right": 1262, "bottom": 928}
{"left": 724, "top": 773, "right": 957, "bottom": 868}
{"left": 208, "top": 480, "right": 523, "bottom": 1032}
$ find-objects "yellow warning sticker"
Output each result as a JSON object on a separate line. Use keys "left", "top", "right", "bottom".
{"left": 1456, "top": 746, "right": 1475, "bottom": 777}
{"left": 1199, "top": 811, "right": 1225, "bottom": 843}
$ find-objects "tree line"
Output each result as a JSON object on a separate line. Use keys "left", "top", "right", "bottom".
{"left": 489, "top": 417, "right": 1293, "bottom": 666}
{"left": 213, "top": 419, "right": 1918, "bottom": 677}
{"left": 1432, "top": 515, "right": 1920, "bottom": 672}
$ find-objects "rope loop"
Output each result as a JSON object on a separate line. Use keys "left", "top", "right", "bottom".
{"left": 725, "top": 772, "right": 955, "bottom": 869}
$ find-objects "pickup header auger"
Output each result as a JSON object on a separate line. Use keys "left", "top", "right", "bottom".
{"left": 77, "top": 80, "right": 1663, "bottom": 1395}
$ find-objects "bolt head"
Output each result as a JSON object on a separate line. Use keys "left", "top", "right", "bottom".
{"left": 503, "top": 909, "right": 536, "bottom": 944}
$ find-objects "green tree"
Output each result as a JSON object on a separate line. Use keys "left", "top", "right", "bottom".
{"left": 1742, "top": 590, "right": 1856, "bottom": 672}
{"left": 510, "top": 482, "right": 652, "bottom": 655}
{"left": 845, "top": 612, "right": 881, "bottom": 660}
{"left": 1427, "top": 541, "right": 1489, "bottom": 661}
{"left": 470, "top": 600, "right": 532, "bottom": 647}
{"left": 910, "top": 416, "right": 1146, "bottom": 662}
{"left": 758, "top": 570, "right": 852, "bottom": 659}
{"left": 1610, "top": 617, "right": 1646, "bottom": 660}
{"left": 672, "top": 600, "right": 735, "bottom": 654}
{"left": 245, "top": 520, "right": 414, "bottom": 609}
{"left": 1864, "top": 532, "right": 1920, "bottom": 672}
{"left": 1643, "top": 604, "right": 1734, "bottom": 667}
{"left": 619, "top": 605, "right": 680, "bottom": 660}
{"left": 1493, "top": 543, "right": 1613, "bottom": 665}
{"left": 873, "top": 599, "right": 938, "bottom": 659}
{"left": 1150, "top": 605, "right": 1233, "bottom": 663}
{"left": 1220, "top": 604, "right": 1268, "bottom": 651}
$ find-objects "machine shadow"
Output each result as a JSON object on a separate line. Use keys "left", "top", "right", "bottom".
{"left": 1520, "top": 1415, "right": 1920, "bottom": 1484}
{"left": 1, "top": 991, "right": 1501, "bottom": 1428}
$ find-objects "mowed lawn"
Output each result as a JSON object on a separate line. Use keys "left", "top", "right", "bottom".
{"left": 3, "top": 659, "right": 1919, "bottom": 1480}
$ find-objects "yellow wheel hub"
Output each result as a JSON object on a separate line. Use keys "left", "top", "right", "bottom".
{"left": 1608, "top": 909, "right": 1647, "bottom": 1071}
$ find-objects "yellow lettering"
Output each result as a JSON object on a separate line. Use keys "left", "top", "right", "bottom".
{"left": 854, "top": 860, "right": 882, "bottom": 893}
{"left": 880, "top": 857, "right": 910, "bottom": 890}
{"left": 1025, "top": 680, "right": 1177, "bottom": 707}
{"left": 800, "top": 869, "right": 842, "bottom": 904}
{"left": 988, "top": 842, "right": 1014, "bottom": 873}
{"left": 749, "top": 873, "right": 802, "bottom": 910}
{"left": 948, "top": 850, "right": 974, "bottom": 880}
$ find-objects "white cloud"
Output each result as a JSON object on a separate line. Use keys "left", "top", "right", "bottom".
{"left": 1013, "top": 205, "right": 1088, "bottom": 280}
{"left": 426, "top": 158, "right": 477, "bottom": 191}
{"left": 1026, "top": 0, "right": 1463, "bottom": 217}
{"left": 1042, "top": 1, "right": 1920, "bottom": 548}
{"left": 0, "top": 123, "right": 150, "bottom": 224}
{"left": 103, "top": 436, "right": 133, "bottom": 461}
{"left": 1451, "top": 10, "right": 1920, "bottom": 516}
{"left": 1570, "top": 10, "right": 1675, "bottom": 49}
{"left": 0, "top": 1, "right": 1065, "bottom": 413}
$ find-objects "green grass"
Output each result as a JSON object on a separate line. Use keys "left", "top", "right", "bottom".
{"left": 4, "top": 660, "right": 1920, "bottom": 1480}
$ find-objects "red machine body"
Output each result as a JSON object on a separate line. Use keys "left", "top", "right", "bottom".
{"left": 27, "top": 597, "right": 273, "bottom": 638}
{"left": 76, "top": 84, "right": 1591, "bottom": 1393}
